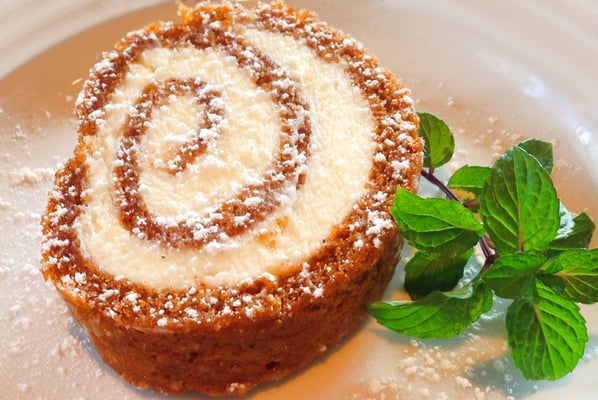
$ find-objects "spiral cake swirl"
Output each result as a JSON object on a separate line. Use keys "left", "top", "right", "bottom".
{"left": 41, "top": 1, "right": 423, "bottom": 396}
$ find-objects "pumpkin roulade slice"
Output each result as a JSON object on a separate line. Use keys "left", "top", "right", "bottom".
{"left": 41, "top": 1, "right": 423, "bottom": 397}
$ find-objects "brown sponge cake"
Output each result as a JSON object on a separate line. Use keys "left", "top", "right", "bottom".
{"left": 40, "top": 1, "right": 423, "bottom": 397}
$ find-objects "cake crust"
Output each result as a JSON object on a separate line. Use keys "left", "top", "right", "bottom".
{"left": 41, "top": 1, "right": 423, "bottom": 396}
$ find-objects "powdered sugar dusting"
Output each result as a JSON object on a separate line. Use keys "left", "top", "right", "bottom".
{"left": 0, "top": 117, "right": 128, "bottom": 399}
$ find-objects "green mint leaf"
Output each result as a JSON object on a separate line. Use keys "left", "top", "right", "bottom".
{"left": 549, "top": 209, "right": 595, "bottom": 254}
{"left": 447, "top": 165, "right": 491, "bottom": 198}
{"left": 404, "top": 249, "right": 473, "bottom": 300}
{"left": 391, "top": 188, "right": 484, "bottom": 256}
{"left": 482, "top": 253, "right": 545, "bottom": 299}
{"left": 418, "top": 112, "right": 455, "bottom": 169}
{"left": 447, "top": 165, "right": 491, "bottom": 211}
{"left": 368, "top": 282, "right": 493, "bottom": 339}
{"left": 506, "top": 281, "right": 587, "bottom": 380}
{"left": 539, "top": 249, "right": 598, "bottom": 304}
{"left": 479, "top": 145, "right": 560, "bottom": 254}
{"left": 517, "top": 139, "right": 554, "bottom": 174}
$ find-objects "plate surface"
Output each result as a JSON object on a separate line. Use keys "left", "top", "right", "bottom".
{"left": 1, "top": 1, "right": 598, "bottom": 399}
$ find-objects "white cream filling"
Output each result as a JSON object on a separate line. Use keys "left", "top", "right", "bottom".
{"left": 77, "top": 29, "right": 375, "bottom": 289}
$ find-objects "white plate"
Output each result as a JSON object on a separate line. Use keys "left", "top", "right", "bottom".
{"left": 1, "top": 1, "right": 598, "bottom": 399}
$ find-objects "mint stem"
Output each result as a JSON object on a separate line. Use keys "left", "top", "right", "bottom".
{"left": 421, "top": 167, "right": 497, "bottom": 270}
{"left": 421, "top": 169, "right": 460, "bottom": 202}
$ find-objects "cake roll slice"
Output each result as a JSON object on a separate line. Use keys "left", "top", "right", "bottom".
{"left": 41, "top": 1, "right": 423, "bottom": 396}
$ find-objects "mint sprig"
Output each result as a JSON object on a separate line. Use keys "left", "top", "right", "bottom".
{"left": 368, "top": 112, "right": 598, "bottom": 381}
